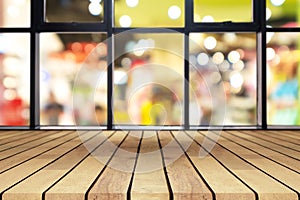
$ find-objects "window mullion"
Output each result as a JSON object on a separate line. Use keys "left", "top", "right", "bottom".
{"left": 107, "top": 0, "right": 113, "bottom": 129}
{"left": 30, "top": 0, "right": 42, "bottom": 129}
{"left": 259, "top": 0, "right": 267, "bottom": 129}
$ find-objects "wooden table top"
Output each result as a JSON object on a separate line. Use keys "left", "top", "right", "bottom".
{"left": 0, "top": 130, "right": 299, "bottom": 200}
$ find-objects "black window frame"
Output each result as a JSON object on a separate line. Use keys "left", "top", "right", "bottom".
{"left": 0, "top": 0, "right": 290, "bottom": 130}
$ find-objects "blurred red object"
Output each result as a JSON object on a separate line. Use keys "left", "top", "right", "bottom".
{"left": 1, "top": 97, "right": 25, "bottom": 125}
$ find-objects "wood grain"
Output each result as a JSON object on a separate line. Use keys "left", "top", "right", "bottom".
{"left": 0, "top": 130, "right": 298, "bottom": 200}
{"left": 159, "top": 131, "right": 212, "bottom": 200}
{"left": 88, "top": 131, "right": 141, "bottom": 200}
{"left": 193, "top": 131, "right": 298, "bottom": 200}
{"left": 178, "top": 131, "right": 255, "bottom": 200}
{"left": 130, "top": 131, "right": 169, "bottom": 200}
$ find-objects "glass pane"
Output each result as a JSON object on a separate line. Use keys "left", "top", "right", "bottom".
{"left": 267, "top": 32, "right": 300, "bottom": 125}
{"left": 194, "top": 0, "right": 252, "bottom": 22}
{"left": 113, "top": 32, "right": 184, "bottom": 125}
{"left": 0, "top": 33, "right": 30, "bottom": 126}
{"left": 0, "top": 0, "right": 30, "bottom": 27}
{"left": 267, "top": 0, "right": 299, "bottom": 27}
{"left": 114, "top": 0, "right": 184, "bottom": 27}
{"left": 189, "top": 33, "right": 257, "bottom": 125}
{"left": 40, "top": 33, "right": 107, "bottom": 126}
{"left": 46, "top": 0, "right": 104, "bottom": 23}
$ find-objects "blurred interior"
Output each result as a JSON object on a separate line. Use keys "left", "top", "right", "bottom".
{"left": 0, "top": 0, "right": 299, "bottom": 126}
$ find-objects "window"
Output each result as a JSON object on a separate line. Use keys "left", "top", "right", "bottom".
{"left": 40, "top": 33, "right": 107, "bottom": 125}
{"left": 0, "top": 0, "right": 30, "bottom": 27}
{"left": 113, "top": 32, "right": 184, "bottom": 125}
{"left": 194, "top": 0, "right": 253, "bottom": 22}
{"left": 0, "top": 0, "right": 297, "bottom": 129}
{"left": 189, "top": 33, "right": 257, "bottom": 126}
{"left": 45, "top": 0, "right": 104, "bottom": 23}
{"left": 0, "top": 34, "right": 30, "bottom": 126}
{"left": 267, "top": 32, "right": 300, "bottom": 125}
{"left": 267, "top": 0, "right": 298, "bottom": 27}
{"left": 266, "top": 0, "right": 300, "bottom": 127}
{"left": 115, "top": 0, "right": 184, "bottom": 27}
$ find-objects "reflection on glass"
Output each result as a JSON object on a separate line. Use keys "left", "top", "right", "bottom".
{"left": 190, "top": 33, "right": 257, "bottom": 125}
{"left": 113, "top": 33, "right": 184, "bottom": 125}
{"left": 0, "top": 33, "right": 30, "bottom": 125}
{"left": 114, "top": 0, "right": 184, "bottom": 27}
{"left": 0, "top": 0, "right": 30, "bottom": 27}
{"left": 267, "top": 32, "right": 300, "bottom": 125}
{"left": 40, "top": 33, "right": 107, "bottom": 126}
{"left": 46, "top": 0, "right": 104, "bottom": 22}
{"left": 194, "top": 0, "right": 252, "bottom": 22}
{"left": 267, "top": 0, "right": 299, "bottom": 27}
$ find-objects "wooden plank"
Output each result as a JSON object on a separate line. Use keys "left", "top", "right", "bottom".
{"left": 130, "top": 131, "right": 169, "bottom": 200}
{"left": 0, "top": 131, "right": 60, "bottom": 152}
{"left": 159, "top": 131, "right": 213, "bottom": 200}
{"left": 3, "top": 132, "right": 116, "bottom": 200}
{"left": 264, "top": 131, "right": 300, "bottom": 141}
{"left": 264, "top": 131, "right": 300, "bottom": 144}
{"left": 0, "top": 129, "right": 298, "bottom": 200}
{"left": 188, "top": 131, "right": 298, "bottom": 200}
{"left": 239, "top": 131, "right": 300, "bottom": 152}
{"left": 0, "top": 131, "right": 41, "bottom": 146}
{"left": 0, "top": 131, "right": 30, "bottom": 137}
{"left": 222, "top": 131, "right": 300, "bottom": 172}
{"left": 88, "top": 131, "right": 142, "bottom": 200}
{"left": 0, "top": 131, "right": 97, "bottom": 196}
{"left": 283, "top": 131, "right": 300, "bottom": 137}
{"left": 44, "top": 131, "right": 127, "bottom": 200}
{"left": 0, "top": 131, "right": 31, "bottom": 141}
{"left": 229, "top": 131, "right": 300, "bottom": 160}
{"left": 0, "top": 131, "right": 76, "bottom": 173}
{"left": 174, "top": 131, "right": 255, "bottom": 200}
{"left": 0, "top": 131, "right": 69, "bottom": 159}
{"left": 2, "top": 131, "right": 114, "bottom": 200}
{"left": 211, "top": 131, "right": 300, "bottom": 193}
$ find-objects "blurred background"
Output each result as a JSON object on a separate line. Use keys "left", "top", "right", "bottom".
{"left": 0, "top": 0, "right": 299, "bottom": 126}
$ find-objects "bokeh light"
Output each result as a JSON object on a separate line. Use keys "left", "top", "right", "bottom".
{"left": 204, "top": 36, "right": 217, "bottom": 50}
{"left": 270, "top": 0, "right": 286, "bottom": 6}
{"left": 212, "top": 52, "right": 224, "bottom": 65}
{"left": 228, "top": 50, "right": 241, "bottom": 64}
{"left": 119, "top": 15, "right": 132, "bottom": 27}
{"left": 88, "top": 2, "right": 103, "bottom": 16}
{"left": 201, "top": 15, "right": 215, "bottom": 22}
{"left": 230, "top": 72, "right": 244, "bottom": 89}
{"left": 197, "top": 53, "right": 210, "bottom": 65}
{"left": 168, "top": 5, "right": 181, "bottom": 20}
{"left": 126, "top": 0, "right": 139, "bottom": 8}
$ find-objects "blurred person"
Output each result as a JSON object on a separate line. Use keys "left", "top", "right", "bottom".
{"left": 94, "top": 104, "right": 107, "bottom": 125}
{"left": 190, "top": 70, "right": 213, "bottom": 125}
{"left": 141, "top": 86, "right": 173, "bottom": 125}
{"left": 43, "top": 91, "right": 64, "bottom": 125}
